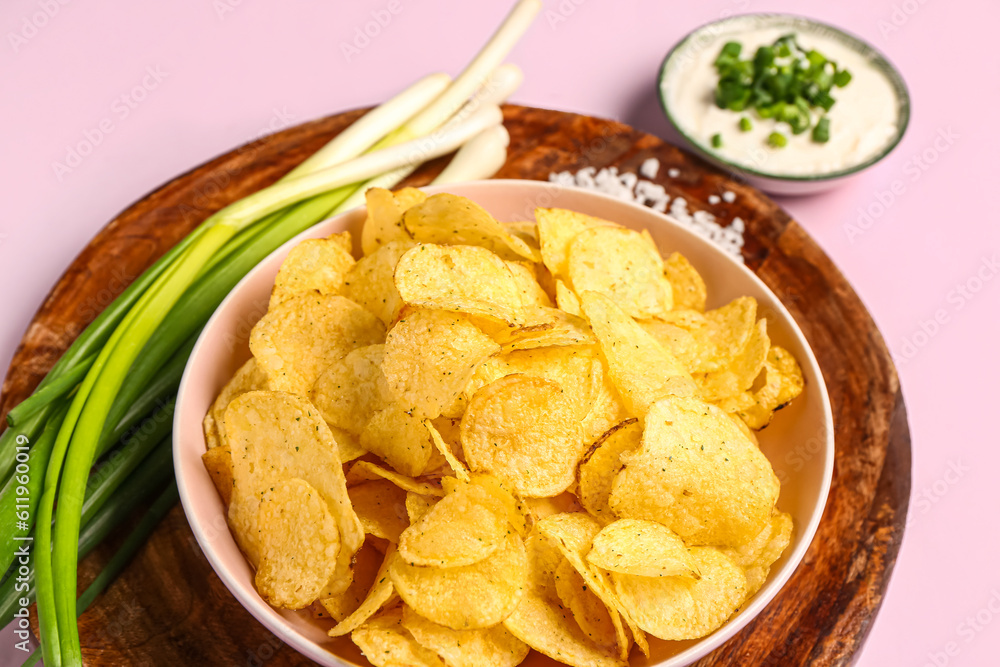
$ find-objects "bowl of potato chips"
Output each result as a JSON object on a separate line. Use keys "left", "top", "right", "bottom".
{"left": 174, "top": 179, "right": 833, "bottom": 667}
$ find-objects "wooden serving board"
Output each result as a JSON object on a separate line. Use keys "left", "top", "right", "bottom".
{"left": 0, "top": 106, "right": 910, "bottom": 666}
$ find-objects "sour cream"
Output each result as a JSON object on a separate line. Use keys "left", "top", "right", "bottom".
{"left": 662, "top": 21, "right": 903, "bottom": 177}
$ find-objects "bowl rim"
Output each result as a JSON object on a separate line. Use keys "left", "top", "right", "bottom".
{"left": 173, "top": 178, "right": 835, "bottom": 667}
{"left": 657, "top": 12, "right": 911, "bottom": 183}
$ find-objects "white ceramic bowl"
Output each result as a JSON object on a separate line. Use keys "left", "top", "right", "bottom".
{"left": 174, "top": 179, "right": 834, "bottom": 666}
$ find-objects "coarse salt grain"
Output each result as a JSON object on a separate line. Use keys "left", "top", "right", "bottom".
{"left": 547, "top": 166, "right": 745, "bottom": 262}
{"left": 667, "top": 168, "right": 680, "bottom": 178}
{"left": 640, "top": 158, "right": 660, "bottom": 179}
{"left": 708, "top": 195, "right": 721, "bottom": 205}
{"left": 722, "top": 190, "right": 736, "bottom": 203}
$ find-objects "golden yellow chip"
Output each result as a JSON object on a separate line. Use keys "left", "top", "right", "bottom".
{"left": 310, "top": 344, "right": 392, "bottom": 436}
{"left": 403, "top": 193, "right": 539, "bottom": 262}
{"left": 402, "top": 604, "right": 529, "bottom": 667}
{"left": 577, "top": 419, "right": 642, "bottom": 522}
{"left": 348, "top": 480, "right": 409, "bottom": 543}
{"left": 587, "top": 519, "right": 699, "bottom": 579}
{"left": 250, "top": 294, "right": 385, "bottom": 395}
{"left": 638, "top": 319, "right": 703, "bottom": 374}
{"left": 203, "top": 358, "right": 270, "bottom": 450}
{"left": 395, "top": 244, "right": 528, "bottom": 325}
{"left": 201, "top": 444, "right": 234, "bottom": 508}
{"left": 568, "top": 226, "right": 673, "bottom": 319}
{"left": 255, "top": 477, "right": 341, "bottom": 609}
{"left": 341, "top": 240, "right": 416, "bottom": 327}
{"left": 611, "top": 547, "right": 747, "bottom": 641}
{"left": 502, "top": 532, "right": 626, "bottom": 667}
{"left": 461, "top": 374, "right": 582, "bottom": 498}
{"left": 398, "top": 484, "right": 507, "bottom": 568}
{"left": 352, "top": 608, "right": 446, "bottom": 667}
{"left": 390, "top": 531, "right": 527, "bottom": 630}
{"left": 270, "top": 237, "right": 355, "bottom": 308}
{"left": 554, "top": 558, "right": 619, "bottom": 651}
{"left": 450, "top": 472, "right": 528, "bottom": 537}
{"left": 329, "top": 545, "right": 399, "bottom": 637}
{"left": 360, "top": 405, "right": 435, "bottom": 476}
{"left": 663, "top": 296, "right": 757, "bottom": 373}
{"left": 382, "top": 308, "right": 500, "bottom": 419}
{"left": 609, "top": 396, "right": 779, "bottom": 547}
{"left": 501, "top": 309, "right": 596, "bottom": 352}
{"left": 723, "top": 510, "right": 793, "bottom": 596}
{"left": 425, "top": 420, "right": 470, "bottom": 481}
{"left": 330, "top": 426, "right": 368, "bottom": 463}
{"left": 663, "top": 251, "right": 707, "bottom": 312}
{"left": 581, "top": 291, "right": 696, "bottom": 417}
{"left": 718, "top": 345, "right": 805, "bottom": 430}
{"left": 506, "top": 260, "right": 553, "bottom": 308}
{"left": 319, "top": 540, "right": 383, "bottom": 622}
{"left": 361, "top": 187, "right": 416, "bottom": 257}
{"left": 225, "top": 391, "right": 363, "bottom": 595}
{"left": 346, "top": 460, "right": 446, "bottom": 497}
{"left": 555, "top": 279, "right": 583, "bottom": 317}
{"left": 405, "top": 492, "right": 438, "bottom": 524}
{"left": 536, "top": 208, "right": 618, "bottom": 281}
{"left": 698, "top": 319, "right": 769, "bottom": 402}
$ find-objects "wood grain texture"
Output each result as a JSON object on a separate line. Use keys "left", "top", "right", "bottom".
{"left": 0, "top": 105, "right": 910, "bottom": 666}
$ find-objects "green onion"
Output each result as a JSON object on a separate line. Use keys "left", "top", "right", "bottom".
{"left": 5, "top": 356, "right": 94, "bottom": 427}
{"left": 768, "top": 131, "right": 788, "bottom": 148}
{"left": 711, "top": 133, "right": 723, "bottom": 148}
{"left": 739, "top": 117, "right": 752, "bottom": 132}
{"left": 812, "top": 117, "right": 831, "bottom": 143}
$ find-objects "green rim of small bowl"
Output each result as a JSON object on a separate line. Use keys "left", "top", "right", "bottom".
{"left": 657, "top": 13, "right": 911, "bottom": 183}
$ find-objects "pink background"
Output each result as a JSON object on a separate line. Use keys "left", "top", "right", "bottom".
{"left": 0, "top": 0, "right": 996, "bottom": 665}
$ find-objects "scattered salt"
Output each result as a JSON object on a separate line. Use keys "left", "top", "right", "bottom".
{"left": 722, "top": 190, "right": 736, "bottom": 203}
{"left": 667, "top": 168, "right": 680, "bottom": 178}
{"left": 708, "top": 195, "right": 721, "bottom": 205}
{"left": 547, "top": 166, "right": 745, "bottom": 262}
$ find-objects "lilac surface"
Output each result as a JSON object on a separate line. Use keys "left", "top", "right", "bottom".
{"left": 0, "top": 1, "right": 997, "bottom": 666}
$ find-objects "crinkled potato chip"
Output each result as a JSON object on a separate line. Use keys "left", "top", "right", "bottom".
{"left": 718, "top": 346, "right": 805, "bottom": 430}
{"left": 506, "top": 260, "right": 553, "bottom": 308}
{"left": 225, "top": 391, "right": 362, "bottom": 594}
{"left": 398, "top": 484, "right": 507, "bottom": 568}
{"left": 361, "top": 405, "right": 435, "bottom": 476}
{"left": 501, "top": 309, "right": 596, "bottom": 352}
{"left": 610, "top": 396, "right": 779, "bottom": 547}
{"left": 347, "top": 460, "right": 446, "bottom": 497}
{"left": 201, "top": 444, "right": 234, "bottom": 508}
{"left": 331, "top": 426, "right": 368, "bottom": 463}
{"left": 270, "top": 236, "right": 355, "bottom": 308}
{"left": 425, "top": 420, "right": 470, "bottom": 481}
{"left": 461, "top": 374, "right": 582, "bottom": 498}
{"left": 555, "top": 279, "right": 583, "bottom": 317}
{"left": 587, "top": 519, "right": 699, "bottom": 579}
{"left": 406, "top": 492, "right": 438, "bottom": 524}
{"left": 349, "top": 480, "right": 409, "bottom": 543}
{"left": 382, "top": 308, "right": 500, "bottom": 418}
{"left": 395, "top": 244, "right": 527, "bottom": 325}
{"left": 442, "top": 472, "right": 528, "bottom": 537}
{"left": 402, "top": 604, "right": 530, "bottom": 667}
{"left": 638, "top": 319, "right": 704, "bottom": 375}
{"left": 663, "top": 251, "right": 707, "bottom": 312}
{"left": 256, "top": 478, "right": 341, "bottom": 609}
{"left": 577, "top": 419, "right": 642, "bottom": 522}
{"left": 554, "top": 558, "right": 619, "bottom": 651}
{"left": 664, "top": 296, "right": 757, "bottom": 373}
{"left": 723, "top": 510, "right": 793, "bottom": 596}
{"left": 361, "top": 187, "right": 417, "bottom": 257}
{"left": 250, "top": 294, "right": 385, "bottom": 395}
{"left": 568, "top": 226, "right": 673, "bottom": 319}
{"left": 341, "top": 240, "right": 416, "bottom": 327}
{"left": 581, "top": 291, "right": 696, "bottom": 417}
{"left": 502, "top": 532, "right": 626, "bottom": 667}
{"left": 310, "top": 344, "right": 393, "bottom": 436}
{"left": 403, "top": 193, "right": 539, "bottom": 262}
{"left": 390, "top": 531, "right": 527, "bottom": 630}
{"left": 698, "top": 319, "right": 769, "bottom": 402}
{"left": 319, "top": 540, "right": 383, "bottom": 622}
{"left": 329, "top": 545, "right": 399, "bottom": 638}
{"left": 536, "top": 208, "right": 618, "bottom": 280}
{"left": 611, "top": 547, "right": 747, "bottom": 641}
{"left": 351, "top": 608, "right": 446, "bottom": 667}
{"left": 203, "top": 358, "right": 270, "bottom": 449}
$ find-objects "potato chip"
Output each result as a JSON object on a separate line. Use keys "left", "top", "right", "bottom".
{"left": 361, "top": 187, "right": 417, "bottom": 257}
{"left": 250, "top": 294, "right": 385, "bottom": 395}
{"left": 341, "top": 240, "right": 416, "bottom": 327}
{"left": 576, "top": 419, "right": 642, "bottom": 522}
{"left": 723, "top": 510, "right": 793, "bottom": 596}
{"left": 452, "top": 472, "right": 528, "bottom": 537}
{"left": 664, "top": 296, "right": 757, "bottom": 373}
{"left": 349, "top": 480, "right": 409, "bottom": 542}
{"left": 718, "top": 346, "right": 805, "bottom": 429}
{"left": 319, "top": 540, "right": 383, "bottom": 622}
{"left": 382, "top": 308, "right": 500, "bottom": 418}
{"left": 395, "top": 244, "right": 529, "bottom": 325}
{"left": 402, "top": 604, "right": 529, "bottom": 667}
{"left": 256, "top": 478, "right": 341, "bottom": 609}
{"left": 425, "top": 420, "right": 470, "bottom": 481}
{"left": 506, "top": 260, "right": 553, "bottom": 308}
{"left": 536, "top": 208, "right": 618, "bottom": 280}
{"left": 587, "top": 519, "right": 699, "bottom": 579}
{"left": 568, "top": 227, "right": 673, "bottom": 319}
{"left": 611, "top": 547, "right": 747, "bottom": 641}
{"left": 554, "top": 559, "right": 618, "bottom": 650}
{"left": 398, "top": 484, "right": 507, "bottom": 567}
{"left": 461, "top": 374, "right": 582, "bottom": 498}
{"left": 403, "top": 193, "right": 539, "bottom": 262}
{"left": 347, "top": 460, "right": 446, "bottom": 497}
{"left": 663, "top": 251, "right": 707, "bottom": 312}
{"left": 201, "top": 444, "right": 234, "bottom": 507}
{"left": 225, "top": 391, "right": 363, "bottom": 594}
{"left": 501, "top": 310, "right": 596, "bottom": 352}
{"left": 406, "top": 492, "right": 438, "bottom": 524}
{"left": 502, "top": 532, "right": 626, "bottom": 667}
{"left": 203, "top": 358, "right": 270, "bottom": 449}
{"left": 310, "top": 344, "right": 393, "bottom": 436}
{"left": 503, "top": 220, "right": 539, "bottom": 245}
{"left": 637, "top": 319, "right": 702, "bottom": 373}
{"left": 390, "top": 531, "right": 527, "bottom": 630}
{"left": 581, "top": 291, "right": 696, "bottom": 417}
{"left": 698, "top": 319, "right": 769, "bottom": 402}
{"left": 352, "top": 608, "right": 446, "bottom": 667}
{"left": 555, "top": 279, "right": 583, "bottom": 317}
{"left": 609, "top": 396, "right": 779, "bottom": 547}
{"left": 270, "top": 237, "right": 355, "bottom": 308}
{"left": 360, "top": 405, "right": 435, "bottom": 476}
{"left": 329, "top": 545, "right": 399, "bottom": 637}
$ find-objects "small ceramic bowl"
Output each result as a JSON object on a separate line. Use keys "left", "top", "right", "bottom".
{"left": 658, "top": 13, "right": 910, "bottom": 196}
{"left": 174, "top": 179, "right": 834, "bottom": 666}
